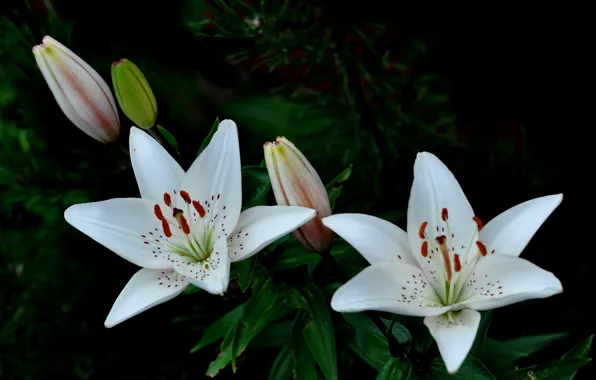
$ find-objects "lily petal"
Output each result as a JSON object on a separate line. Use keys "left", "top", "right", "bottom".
{"left": 104, "top": 268, "right": 189, "bottom": 328}
{"left": 64, "top": 198, "right": 172, "bottom": 269}
{"left": 424, "top": 309, "right": 481, "bottom": 374}
{"left": 228, "top": 206, "right": 316, "bottom": 262}
{"left": 130, "top": 127, "right": 185, "bottom": 203}
{"left": 178, "top": 120, "right": 242, "bottom": 238}
{"left": 322, "top": 213, "right": 417, "bottom": 266}
{"left": 455, "top": 254, "right": 562, "bottom": 311}
{"left": 480, "top": 194, "right": 563, "bottom": 257}
{"left": 331, "top": 262, "right": 451, "bottom": 317}
{"left": 174, "top": 237, "right": 230, "bottom": 295}
{"left": 407, "top": 152, "right": 477, "bottom": 301}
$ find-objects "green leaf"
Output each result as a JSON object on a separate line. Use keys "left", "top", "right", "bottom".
{"left": 269, "top": 345, "right": 294, "bottom": 380}
{"left": 293, "top": 311, "right": 319, "bottom": 380}
{"left": 377, "top": 357, "right": 412, "bottom": 380}
{"left": 470, "top": 311, "right": 493, "bottom": 354}
{"left": 381, "top": 318, "right": 412, "bottom": 349}
{"left": 252, "top": 321, "right": 294, "bottom": 348}
{"left": 344, "top": 313, "right": 391, "bottom": 371}
{"left": 156, "top": 125, "right": 179, "bottom": 154}
{"left": 429, "top": 357, "right": 495, "bottom": 379}
{"left": 480, "top": 332, "right": 568, "bottom": 370}
{"left": 234, "top": 255, "right": 256, "bottom": 292}
{"left": 560, "top": 334, "right": 594, "bottom": 379}
{"left": 273, "top": 245, "right": 321, "bottom": 270}
{"left": 198, "top": 117, "right": 219, "bottom": 156}
{"left": 412, "top": 319, "right": 434, "bottom": 355}
{"left": 325, "top": 165, "right": 352, "bottom": 210}
{"left": 293, "top": 285, "right": 338, "bottom": 380}
{"left": 190, "top": 303, "right": 245, "bottom": 353}
{"left": 241, "top": 165, "right": 271, "bottom": 209}
{"left": 502, "top": 359, "right": 592, "bottom": 380}
{"left": 206, "top": 278, "right": 282, "bottom": 376}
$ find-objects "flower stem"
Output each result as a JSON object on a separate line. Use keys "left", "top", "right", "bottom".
{"left": 319, "top": 249, "right": 401, "bottom": 357}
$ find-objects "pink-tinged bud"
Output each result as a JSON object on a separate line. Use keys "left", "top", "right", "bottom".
{"left": 32, "top": 36, "right": 120, "bottom": 143}
{"left": 264, "top": 136, "right": 333, "bottom": 252}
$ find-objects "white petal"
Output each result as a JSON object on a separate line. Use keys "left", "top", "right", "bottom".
{"left": 178, "top": 120, "right": 242, "bottom": 239}
{"left": 64, "top": 198, "right": 171, "bottom": 269}
{"left": 104, "top": 268, "right": 188, "bottom": 328}
{"left": 331, "top": 263, "right": 451, "bottom": 317}
{"left": 173, "top": 237, "right": 230, "bottom": 295}
{"left": 228, "top": 206, "right": 316, "bottom": 262}
{"left": 424, "top": 309, "right": 481, "bottom": 374}
{"left": 480, "top": 194, "right": 562, "bottom": 257}
{"left": 454, "top": 254, "right": 562, "bottom": 311}
{"left": 407, "top": 152, "right": 477, "bottom": 301}
{"left": 129, "top": 127, "right": 185, "bottom": 203}
{"left": 322, "top": 213, "right": 417, "bottom": 266}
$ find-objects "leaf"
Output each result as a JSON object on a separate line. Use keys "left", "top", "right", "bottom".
{"left": 344, "top": 313, "right": 391, "bottom": 371}
{"left": 560, "top": 334, "right": 594, "bottom": 379}
{"left": 470, "top": 310, "right": 493, "bottom": 354}
{"left": 234, "top": 255, "right": 256, "bottom": 292}
{"left": 269, "top": 345, "right": 294, "bottom": 380}
{"left": 325, "top": 165, "right": 352, "bottom": 210}
{"left": 429, "top": 357, "right": 495, "bottom": 379}
{"left": 412, "top": 319, "right": 434, "bottom": 355}
{"left": 198, "top": 117, "right": 219, "bottom": 156}
{"left": 502, "top": 359, "right": 592, "bottom": 380}
{"left": 480, "top": 332, "right": 568, "bottom": 370}
{"left": 293, "top": 284, "right": 338, "bottom": 380}
{"left": 190, "top": 303, "right": 245, "bottom": 353}
{"left": 252, "top": 321, "right": 294, "bottom": 348}
{"left": 293, "top": 311, "right": 319, "bottom": 380}
{"left": 273, "top": 245, "right": 321, "bottom": 270}
{"left": 241, "top": 165, "right": 271, "bottom": 209}
{"left": 205, "top": 278, "right": 281, "bottom": 376}
{"left": 381, "top": 318, "right": 412, "bottom": 348}
{"left": 156, "top": 125, "right": 179, "bottom": 154}
{"left": 377, "top": 357, "right": 412, "bottom": 380}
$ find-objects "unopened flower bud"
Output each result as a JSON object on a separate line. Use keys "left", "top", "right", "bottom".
{"left": 264, "top": 136, "right": 333, "bottom": 252}
{"left": 32, "top": 36, "right": 120, "bottom": 143}
{"left": 111, "top": 59, "right": 157, "bottom": 129}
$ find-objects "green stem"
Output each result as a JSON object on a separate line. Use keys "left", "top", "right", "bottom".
{"left": 319, "top": 249, "right": 401, "bottom": 357}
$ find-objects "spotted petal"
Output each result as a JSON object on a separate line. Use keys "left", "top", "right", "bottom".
{"left": 480, "top": 194, "right": 562, "bottom": 257}
{"left": 104, "top": 268, "right": 189, "bottom": 328}
{"left": 178, "top": 120, "right": 242, "bottom": 240}
{"left": 228, "top": 206, "right": 316, "bottom": 262}
{"left": 173, "top": 237, "right": 230, "bottom": 295}
{"left": 424, "top": 309, "right": 481, "bottom": 374}
{"left": 323, "top": 213, "right": 417, "bottom": 266}
{"left": 407, "top": 152, "right": 477, "bottom": 302}
{"left": 64, "top": 198, "right": 171, "bottom": 269}
{"left": 130, "top": 127, "right": 185, "bottom": 203}
{"left": 331, "top": 262, "right": 451, "bottom": 317}
{"left": 454, "top": 254, "right": 562, "bottom": 311}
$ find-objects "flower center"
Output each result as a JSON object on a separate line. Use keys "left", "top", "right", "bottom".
{"left": 418, "top": 207, "right": 487, "bottom": 305}
{"left": 153, "top": 190, "right": 216, "bottom": 262}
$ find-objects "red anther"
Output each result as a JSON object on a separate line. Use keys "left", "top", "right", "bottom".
{"left": 454, "top": 254, "right": 461, "bottom": 272}
{"left": 161, "top": 219, "right": 172, "bottom": 238}
{"left": 419, "top": 221, "right": 428, "bottom": 239}
{"left": 421, "top": 241, "right": 428, "bottom": 257}
{"left": 154, "top": 204, "right": 164, "bottom": 221}
{"left": 179, "top": 215, "right": 191, "bottom": 235}
{"left": 473, "top": 216, "right": 484, "bottom": 231}
{"left": 192, "top": 200, "right": 206, "bottom": 218}
{"left": 163, "top": 193, "right": 172, "bottom": 207}
{"left": 441, "top": 208, "right": 449, "bottom": 221}
{"left": 476, "top": 241, "right": 487, "bottom": 256}
{"left": 180, "top": 190, "right": 191, "bottom": 204}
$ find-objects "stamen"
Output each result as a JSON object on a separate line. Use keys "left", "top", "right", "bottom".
{"left": 180, "top": 190, "right": 192, "bottom": 204}
{"left": 421, "top": 241, "right": 428, "bottom": 257}
{"left": 419, "top": 221, "right": 428, "bottom": 239}
{"left": 161, "top": 219, "right": 172, "bottom": 238}
{"left": 436, "top": 235, "right": 453, "bottom": 283}
{"left": 163, "top": 193, "right": 172, "bottom": 207}
{"left": 192, "top": 200, "right": 206, "bottom": 218}
{"left": 441, "top": 208, "right": 449, "bottom": 221}
{"left": 476, "top": 241, "right": 487, "bottom": 256}
{"left": 173, "top": 208, "right": 191, "bottom": 235}
{"left": 453, "top": 254, "right": 461, "bottom": 272}
{"left": 154, "top": 204, "right": 164, "bottom": 221}
{"left": 473, "top": 216, "right": 484, "bottom": 231}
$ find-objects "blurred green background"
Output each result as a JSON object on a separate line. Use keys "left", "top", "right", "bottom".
{"left": 0, "top": 0, "right": 593, "bottom": 378}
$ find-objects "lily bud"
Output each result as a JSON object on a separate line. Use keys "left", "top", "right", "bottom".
{"left": 111, "top": 59, "right": 157, "bottom": 129}
{"left": 264, "top": 136, "right": 333, "bottom": 252}
{"left": 32, "top": 36, "right": 120, "bottom": 143}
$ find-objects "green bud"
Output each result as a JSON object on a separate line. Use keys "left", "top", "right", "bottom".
{"left": 111, "top": 59, "right": 157, "bottom": 129}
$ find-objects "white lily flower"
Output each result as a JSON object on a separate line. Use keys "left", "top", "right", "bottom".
{"left": 323, "top": 152, "right": 563, "bottom": 374}
{"left": 64, "top": 120, "right": 316, "bottom": 328}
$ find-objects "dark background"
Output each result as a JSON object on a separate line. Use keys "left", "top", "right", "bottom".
{"left": 0, "top": 0, "right": 593, "bottom": 378}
